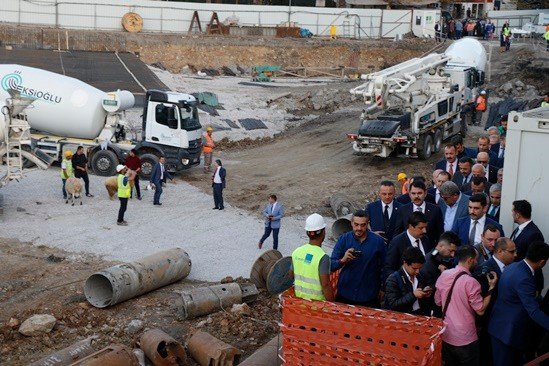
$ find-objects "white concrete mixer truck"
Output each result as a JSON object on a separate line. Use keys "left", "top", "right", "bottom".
{"left": 0, "top": 65, "right": 203, "bottom": 178}
{"left": 347, "top": 38, "right": 487, "bottom": 159}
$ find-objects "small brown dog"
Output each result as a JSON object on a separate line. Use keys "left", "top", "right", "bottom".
{"left": 105, "top": 169, "right": 136, "bottom": 200}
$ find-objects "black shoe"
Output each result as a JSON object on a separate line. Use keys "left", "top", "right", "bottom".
{"left": 212, "top": 207, "right": 219, "bottom": 210}
{"left": 86, "top": 194, "right": 94, "bottom": 197}
{"left": 154, "top": 203, "right": 162, "bottom": 206}
{"left": 137, "top": 196, "right": 142, "bottom": 200}
{"left": 219, "top": 207, "right": 224, "bottom": 210}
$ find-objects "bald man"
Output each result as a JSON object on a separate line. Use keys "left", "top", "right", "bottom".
{"left": 476, "top": 152, "right": 498, "bottom": 183}
{"left": 461, "top": 166, "right": 492, "bottom": 194}
{"left": 465, "top": 136, "right": 499, "bottom": 167}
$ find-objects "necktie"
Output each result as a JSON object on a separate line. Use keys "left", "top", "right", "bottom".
{"left": 383, "top": 205, "right": 390, "bottom": 231}
{"left": 448, "top": 162, "right": 454, "bottom": 176}
{"left": 469, "top": 220, "right": 478, "bottom": 245}
{"left": 416, "top": 206, "right": 422, "bottom": 213}
{"left": 463, "top": 176, "right": 467, "bottom": 185}
{"left": 510, "top": 227, "right": 519, "bottom": 241}
{"left": 415, "top": 239, "right": 424, "bottom": 254}
{"left": 489, "top": 205, "right": 496, "bottom": 216}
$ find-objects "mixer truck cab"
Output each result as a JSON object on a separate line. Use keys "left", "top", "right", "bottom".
{"left": 137, "top": 90, "right": 202, "bottom": 176}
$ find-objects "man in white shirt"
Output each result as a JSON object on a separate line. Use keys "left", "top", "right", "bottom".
{"left": 212, "top": 159, "right": 226, "bottom": 210}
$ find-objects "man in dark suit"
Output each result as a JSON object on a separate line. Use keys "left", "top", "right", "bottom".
{"left": 428, "top": 171, "right": 451, "bottom": 205}
{"left": 475, "top": 237, "right": 517, "bottom": 366}
{"left": 150, "top": 155, "right": 173, "bottom": 206}
{"left": 488, "top": 126, "right": 501, "bottom": 154}
{"left": 439, "top": 181, "right": 470, "bottom": 232}
{"left": 385, "top": 212, "right": 431, "bottom": 279}
{"left": 511, "top": 200, "right": 545, "bottom": 260}
{"left": 452, "top": 157, "right": 474, "bottom": 189}
{"left": 474, "top": 224, "right": 501, "bottom": 267}
{"left": 487, "top": 183, "right": 502, "bottom": 222}
{"left": 212, "top": 159, "right": 226, "bottom": 210}
{"left": 366, "top": 181, "right": 402, "bottom": 242}
{"left": 385, "top": 247, "right": 431, "bottom": 315}
{"left": 395, "top": 180, "right": 443, "bottom": 245}
{"left": 489, "top": 242, "right": 549, "bottom": 366}
{"left": 462, "top": 175, "right": 491, "bottom": 196}
{"left": 435, "top": 144, "right": 459, "bottom": 178}
{"left": 395, "top": 176, "right": 434, "bottom": 205}
{"left": 495, "top": 135, "right": 505, "bottom": 168}
{"left": 476, "top": 152, "right": 498, "bottom": 183}
{"left": 452, "top": 193, "right": 504, "bottom": 246}
{"left": 465, "top": 136, "right": 499, "bottom": 167}
{"left": 452, "top": 135, "right": 468, "bottom": 160}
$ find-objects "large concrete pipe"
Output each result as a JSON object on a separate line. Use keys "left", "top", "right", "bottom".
{"left": 330, "top": 193, "right": 356, "bottom": 239}
{"left": 175, "top": 282, "right": 258, "bottom": 319}
{"left": 239, "top": 335, "right": 282, "bottom": 366}
{"left": 84, "top": 248, "right": 191, "bottom": 308}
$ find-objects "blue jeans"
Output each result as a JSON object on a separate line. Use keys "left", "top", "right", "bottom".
{"left": 259, "top": 225, "right": 279, "bottom": 250}
{"left": 62, "top": 178, "right": 67, "bottom": 198}
{"left": 153, "top": 183, "right": 163, "bottom": 204}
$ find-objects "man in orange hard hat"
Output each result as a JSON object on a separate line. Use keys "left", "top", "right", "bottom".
{"left": 202, "top": 126, "right": 215, "bottom": 173}
{"left": 398, "top": 173, "right": 410, "bottom": 195}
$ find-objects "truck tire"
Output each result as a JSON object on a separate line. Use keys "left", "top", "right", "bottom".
{"left": 91, "top": 149, "right": 118, "bottom": 176}
{"left": 418, "top": 135, "right": 433, "bottom": 160}
{"left": 433, "top": 129, "right": 443, "bottom": 153}
{"left": 139, "top": 153, "right": 159, "bottom": 179}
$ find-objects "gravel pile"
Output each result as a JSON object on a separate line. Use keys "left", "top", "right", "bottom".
{"left": 0, "top": 168, "right": 333, "bottom": 281}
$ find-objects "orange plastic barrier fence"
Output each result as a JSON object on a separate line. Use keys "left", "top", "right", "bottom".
{"left": 280, "top": 287, "right": 444, "bottom": 366}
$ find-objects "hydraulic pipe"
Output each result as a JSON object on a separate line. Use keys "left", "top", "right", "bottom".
{"left": 84, "top": 248, "right": 191, "bottom": 308}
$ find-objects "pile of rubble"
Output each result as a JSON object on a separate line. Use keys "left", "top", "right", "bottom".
{"left": 495, "top": 79, "right": 542, "bottom": 100}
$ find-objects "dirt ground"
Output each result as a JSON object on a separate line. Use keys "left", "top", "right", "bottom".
{"left": 0, "top": 239, "right": 280, "bottom": 365}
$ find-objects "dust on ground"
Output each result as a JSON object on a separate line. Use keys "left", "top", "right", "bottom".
{"left": 0, "top": 239, "right": 280, "bottom": 365}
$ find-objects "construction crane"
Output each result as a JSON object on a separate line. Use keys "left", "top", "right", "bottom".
{"left": 347, "top": 38, "right": 487, "bottom": 159}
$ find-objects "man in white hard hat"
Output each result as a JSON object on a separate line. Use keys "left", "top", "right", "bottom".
{"left": 473, "top": 90, "right": 488, "bottom": 126}
{"left": 289, "top": 213, "right": 334, "bottom": 301}
{"left": 116, "top": 164, "right": 131, "bottom": 226}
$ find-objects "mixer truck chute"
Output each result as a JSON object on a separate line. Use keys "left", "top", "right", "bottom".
{"left": 0, "top": 65, "right": 202, "bottom": 178}
{"left": 347, "top": 38, "right": 486, "bottom": 159}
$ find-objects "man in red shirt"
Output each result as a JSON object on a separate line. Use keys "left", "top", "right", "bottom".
{"left": 124, "top": 149, "right": 142, "bottom": 200}
{"left": 435, "top": 245, "right": 498, "bottom": 365}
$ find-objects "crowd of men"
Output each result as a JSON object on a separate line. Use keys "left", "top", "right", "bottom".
{"left": 291, "top": 124, "right": 549, "bottom": 366}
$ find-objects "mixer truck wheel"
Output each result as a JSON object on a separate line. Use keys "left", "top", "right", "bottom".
{"left": 418, "top": 135, "right": 433, "bottom": 160}
{"left": 433, "top": 129, "right": 443, "bottom": 153}
{"left": 139, "top": 153, "right": 159, "bottom": 179}
{"left": 91, "top": 150, "right": 118, "bottom": 176}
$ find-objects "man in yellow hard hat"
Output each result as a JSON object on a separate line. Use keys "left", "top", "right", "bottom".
{"left": 202, "top": 126, "right": 215, "bottom": 173}
{"left": 61, "top": 150, "right": 74, "bottom": 200}
{"left": 397, "top": 173, "right": 410, "bottom": 195}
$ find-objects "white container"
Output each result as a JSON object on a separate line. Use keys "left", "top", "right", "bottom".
{"left": 444, "top": 38, "right": 487, "bottom": 72}
{"left": 0, "top": 65, "right": 116, "bottom": 139}
{"left": 501, "top": 107, "right": 549, "bottom": 292}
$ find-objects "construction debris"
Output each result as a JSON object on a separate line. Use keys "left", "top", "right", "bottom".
{"left": 70, "top": 344, "right": 139, "bottom": 366}
{"left": 176, "top": 282, "right": 258, "bottom": 320}
{"left": 29, "top": 337, "right": 98, "bottom": 366}
{"left": 84, "top": 248, "right": 192, "bottom": 308}
{"left": 187, "top": 330, "right": 242, "bottom": 366}
{"left": 18, "top": 314, "right": 57, "bottom": 336}
{"left": 140, "top": 329, "right": 187, "bottom": 366}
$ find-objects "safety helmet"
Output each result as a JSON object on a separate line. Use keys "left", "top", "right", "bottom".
{"left": 116, "top": 164, "right": 125, "bottom": 173}
{"left": 397, "top": 172, "right": 407, "bottom": 181}
{"left": 206, "top": 126, "right": 214, "bottom": 132}
{"left": 480, "top": 90, "right": 487, "bottom": 95}
{"left": 305, "top": 213, "right": 326, "bottom": 231}
{"left": 64, "top": 150, "right": 73, "bottom": 158}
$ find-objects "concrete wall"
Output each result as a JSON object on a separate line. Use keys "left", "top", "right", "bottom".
{"left": 0, "top": 0, "right": 435, "bottom": 38}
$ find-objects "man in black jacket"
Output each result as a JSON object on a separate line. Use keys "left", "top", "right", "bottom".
{"left": 385, "top": 247, "right": 431, "bottom": 315}
{"left": 71, "top": 146, "right": 93, "bottom": 197}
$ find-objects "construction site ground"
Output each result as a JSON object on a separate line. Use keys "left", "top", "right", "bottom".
{"left": 1, "top": 35, "right": 547, "bottom": 365}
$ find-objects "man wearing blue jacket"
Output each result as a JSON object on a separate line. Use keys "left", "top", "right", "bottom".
{"left": 489, "top": 241, "right": 549, "bottom": 365}
{"left": 150, "top": 156, "right": 173, "bottom": 206}
{"left": 258, "top": 194, "right": 285, "bottom": 250}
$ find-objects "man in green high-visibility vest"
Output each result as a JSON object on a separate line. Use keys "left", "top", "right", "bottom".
{"left": 290, "top": 213, "right": 335, "bottom": 301}
{"left": 116, "top": 164, "right": 131, "bottom": 226}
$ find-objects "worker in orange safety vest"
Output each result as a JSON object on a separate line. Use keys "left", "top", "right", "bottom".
{"left": 473, "top": 90, "right": 487, "bottom": 126}
{"left": 202, "top": 126, "right": 215, "bottom": 173}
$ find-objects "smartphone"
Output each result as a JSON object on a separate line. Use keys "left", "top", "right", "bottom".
{"left": 352, "top": 250, "right": 362, "bottom": 257}
{"left": 423, "top": 286, "right": 432, "bottom": 292}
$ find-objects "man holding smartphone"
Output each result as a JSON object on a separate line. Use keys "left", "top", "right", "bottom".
{"left": 330, "top": 210, "right": 386, "bottom": 308}
{"left": 385, "top": 247, "right": 431, "bottom": 315}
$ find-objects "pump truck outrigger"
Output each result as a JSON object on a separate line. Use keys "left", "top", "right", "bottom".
{"left": 347, "top": 38, "right": 486, "bottom": 159}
